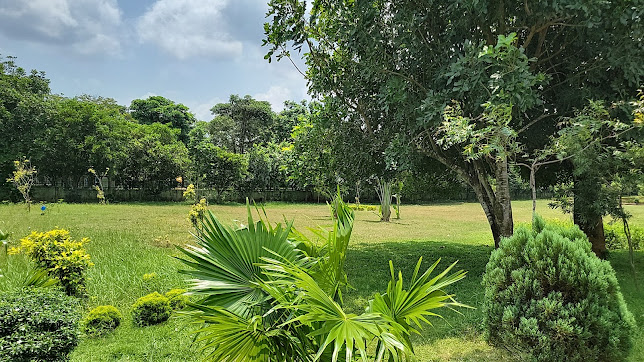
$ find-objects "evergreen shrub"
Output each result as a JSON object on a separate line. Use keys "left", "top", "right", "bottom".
{"left": 132, "top": 292, "right": 172, "bottom": 326}
{"left": 82, "top": 305, "right": 122, "bottom": 336}
{"left": 483, "top": 216, "right": 635, "bottom": 361}
{"left": 165, "top": 288, "right": 188, "bottom": 310}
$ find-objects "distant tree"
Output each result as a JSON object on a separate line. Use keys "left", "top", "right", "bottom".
{"left": 190, "top": 142, "right": 247, "bottom": 200}
{"left": 35, "top": 96, "right": 132, "bottom": 187}
{"left": 244, "top": 142, "right": 290, "bottom": 193}
{"left": 129, "top": 96, "right": 196, "bottom": 143}
{"left": 209, "top": 95, "right": 274, "bottom": 154}
{"left": 0, "top": 55, "right": 52, "bottom": 197}
{"left": 273, "top": 100, "right": 308, "bottom": 143}
{"left": 114, "top": 123, "right": 189, "bottom": 195}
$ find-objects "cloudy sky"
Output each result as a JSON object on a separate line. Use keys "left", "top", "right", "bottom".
{"left": 0, "top": 0, "right": 309, "bottom": 120}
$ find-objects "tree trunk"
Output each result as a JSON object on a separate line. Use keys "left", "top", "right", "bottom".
{"left": 470, "top": 159, "right": 514, "bottom": 248}
{"left": 529, "top": 165, "right": 537, "bottom": 217}
{"left": 574, "top": 212, "right": 606, "bottom": 258}
{"left": 418, "top": 140, "right": 514, "bottom": 248}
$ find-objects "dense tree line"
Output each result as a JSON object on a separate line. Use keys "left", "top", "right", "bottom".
{"left": 0, "top": 55, "right": 468, "bottom": 203}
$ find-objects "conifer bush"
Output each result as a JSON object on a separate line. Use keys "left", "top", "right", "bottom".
{"left": 131, "top": 292, "right": 172, "bottom": 326}
{"left": 82, "top": 305, "right": 122, "bottom": 336}
{"left": 483, "top": 216, "right": 635, "bottom": 361}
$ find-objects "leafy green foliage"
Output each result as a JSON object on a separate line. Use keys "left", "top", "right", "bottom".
{"left": 114, "top": 122, "right": 189, "bottom": 195}
{"left": 129, "top": 95, "right": 196, "bottom": 143}
{"left": 178, "top": 199, "right": 466, "bottom": 360}
{"left": 82, "top": 305, "right": 122, "bottom": 336}
{"left": 483, "top": 215, "right": 635, "bottom": 361}
{"left": 264, "top": 0, "right": 644, "bottom": 245}
{"left": 605, "top": 223, "right": 642, "bottom": 251}
{"left": 183, "top": 183, "right": 196, "bottom": 202}
{"left": 178, "top": 203, "right": 303, "bottom": 318}
{"left": 190, "top": 144, "right": 247, "bottom": 199}
{"left": 209, "top": 95, "right": 275, "bottom": 154}
{"left": 131, "top": 292, "right": 172, "bottom": 326}
{"left": 165, "top": 288, "right": 188, "bottom": 310}
{"left": 10, "top": 228, "right": 93, "bottom": 296}
{"left": 0, "top": 288, "right": 81, "bottom": 361}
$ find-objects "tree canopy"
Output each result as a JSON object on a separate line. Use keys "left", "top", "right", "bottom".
{"left": 264, "top": 0, "right": 644, "bottom": 247}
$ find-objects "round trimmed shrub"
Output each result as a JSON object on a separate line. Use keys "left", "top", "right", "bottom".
{"left": 165, "top": 289, "right": 188, "bottom": 310}
{"left": 132, "top": 292, "right": 172, "bottom": 326}
{"left": 483, "top": 216, "right": 635, "bottom": 361}
{"left": 0, "top": 288, "right": 81, "bottom": 361}
{"left": 82, "top": 305, "right": 122, "bottom": 336}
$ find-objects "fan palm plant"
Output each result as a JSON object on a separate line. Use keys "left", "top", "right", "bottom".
{"left": 177, "top": 198, "right": 467, "bottom": 361}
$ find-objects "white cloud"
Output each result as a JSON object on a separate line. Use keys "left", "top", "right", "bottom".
{"left": 187, "top": 96, "right": 225, "bottom": 122}
{"left": 137, "top": 0, "right": 243, "bottom": 60}
{"left": 254, "top": 86, "right": 293, "bottom": 112}
{"left": 0, "top": 0, "right": 123, "bottom": 55}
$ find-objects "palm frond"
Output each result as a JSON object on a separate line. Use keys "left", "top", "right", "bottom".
{"left": 176, "top": 204, "right": 304, "bottom": 318}
{"left": 368, "top": 257, "right": 469, "bottom": 353}
{"left": 263, "top": 257, "right": 405, "bottom": 362}
{"left": 190, "top": 305, "right": 311, "bottom": 362}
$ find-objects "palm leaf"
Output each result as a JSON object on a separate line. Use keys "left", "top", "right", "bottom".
{"left": 176, "top": 204, "right": 304, "bottom": 318}
{"left": 368, "top": 257, "right": 469, "bottom": 354}
{"left": 262, "top": 257, "right": 405, "bottom": 362}
{"left": 189, "top": 305, "right": 311, "bottom": 362}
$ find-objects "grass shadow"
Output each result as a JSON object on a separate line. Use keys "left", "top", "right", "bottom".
{"left": 344, "top": 240, "right": 494, "bottom": 341}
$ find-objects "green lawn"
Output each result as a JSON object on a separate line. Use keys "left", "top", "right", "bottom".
{"left": 0, "top": 200, "right": 642, "bottom": 361}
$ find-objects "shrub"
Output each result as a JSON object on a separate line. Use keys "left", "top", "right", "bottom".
{"left": 132, "top": 292, "right": 172, "bottom": 326}
{"left": 605, "top": 222, "right": 642, "bottom": 250}
{"left": 9, "top": 229, "right": 93, "bottom": 296}
{"left": 165, "top": 289, "right": 188, "bottom": 310}
{"left": 483, "top": 216, "right": 635, "bottom": 361}
{"left": 82, "top": 305, "right": 122, "bottom": 336}
{"left": 0, "top": 288, "right": 81, "bottom": 361}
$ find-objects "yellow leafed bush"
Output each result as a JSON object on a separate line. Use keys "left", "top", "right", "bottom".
{"left": 11, "top": 229, "right": 93, "bottom": 296}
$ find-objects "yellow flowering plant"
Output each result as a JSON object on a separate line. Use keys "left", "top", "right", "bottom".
{"left": 11, "top": 229, "right": 93, "bottom": 296}
{"left": 188, "top": 198, "right": 208, "bottom": 229}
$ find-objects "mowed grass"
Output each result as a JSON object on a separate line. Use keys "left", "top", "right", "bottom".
{"left": 0, "top": 200, "right": 642, "bottom": 361}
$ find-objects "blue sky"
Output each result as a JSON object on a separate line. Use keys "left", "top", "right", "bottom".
{"left": 0, "top": 0, "right": 309, "bottom": 120}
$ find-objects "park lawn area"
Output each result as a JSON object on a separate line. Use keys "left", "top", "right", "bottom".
{"left": 0, "top": 200, "right": 642, "bottom": 361}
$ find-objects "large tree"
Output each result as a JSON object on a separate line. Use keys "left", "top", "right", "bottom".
{"left": 209, "top": 95, "right": 275, "bottom": 154}
{"left": 129, "top": 96, "right": 196, "bottom": 143}
{"left": 0, "top": 55, "right": 52, "bottom": 196}
{"left": 264, "top": 0, "right": 644, "bottom": 247}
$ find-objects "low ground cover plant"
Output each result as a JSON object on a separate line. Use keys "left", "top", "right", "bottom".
{"left": 132, "top": 292, "right": 172, "bottom": 326}
{"left": 177, "top": 198, "right": 467, "bottom": 361}
{"left": 0, "top": 288, "right": 81, "bottom": 361}
{"left": 9, "top": 228, "right": 93, "bottom": 296}
{"left": 483, "top": 215, "right": 635, "bottom": 361}
{"left": 82, "top": 305, "right": 122, "bottom": 336}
